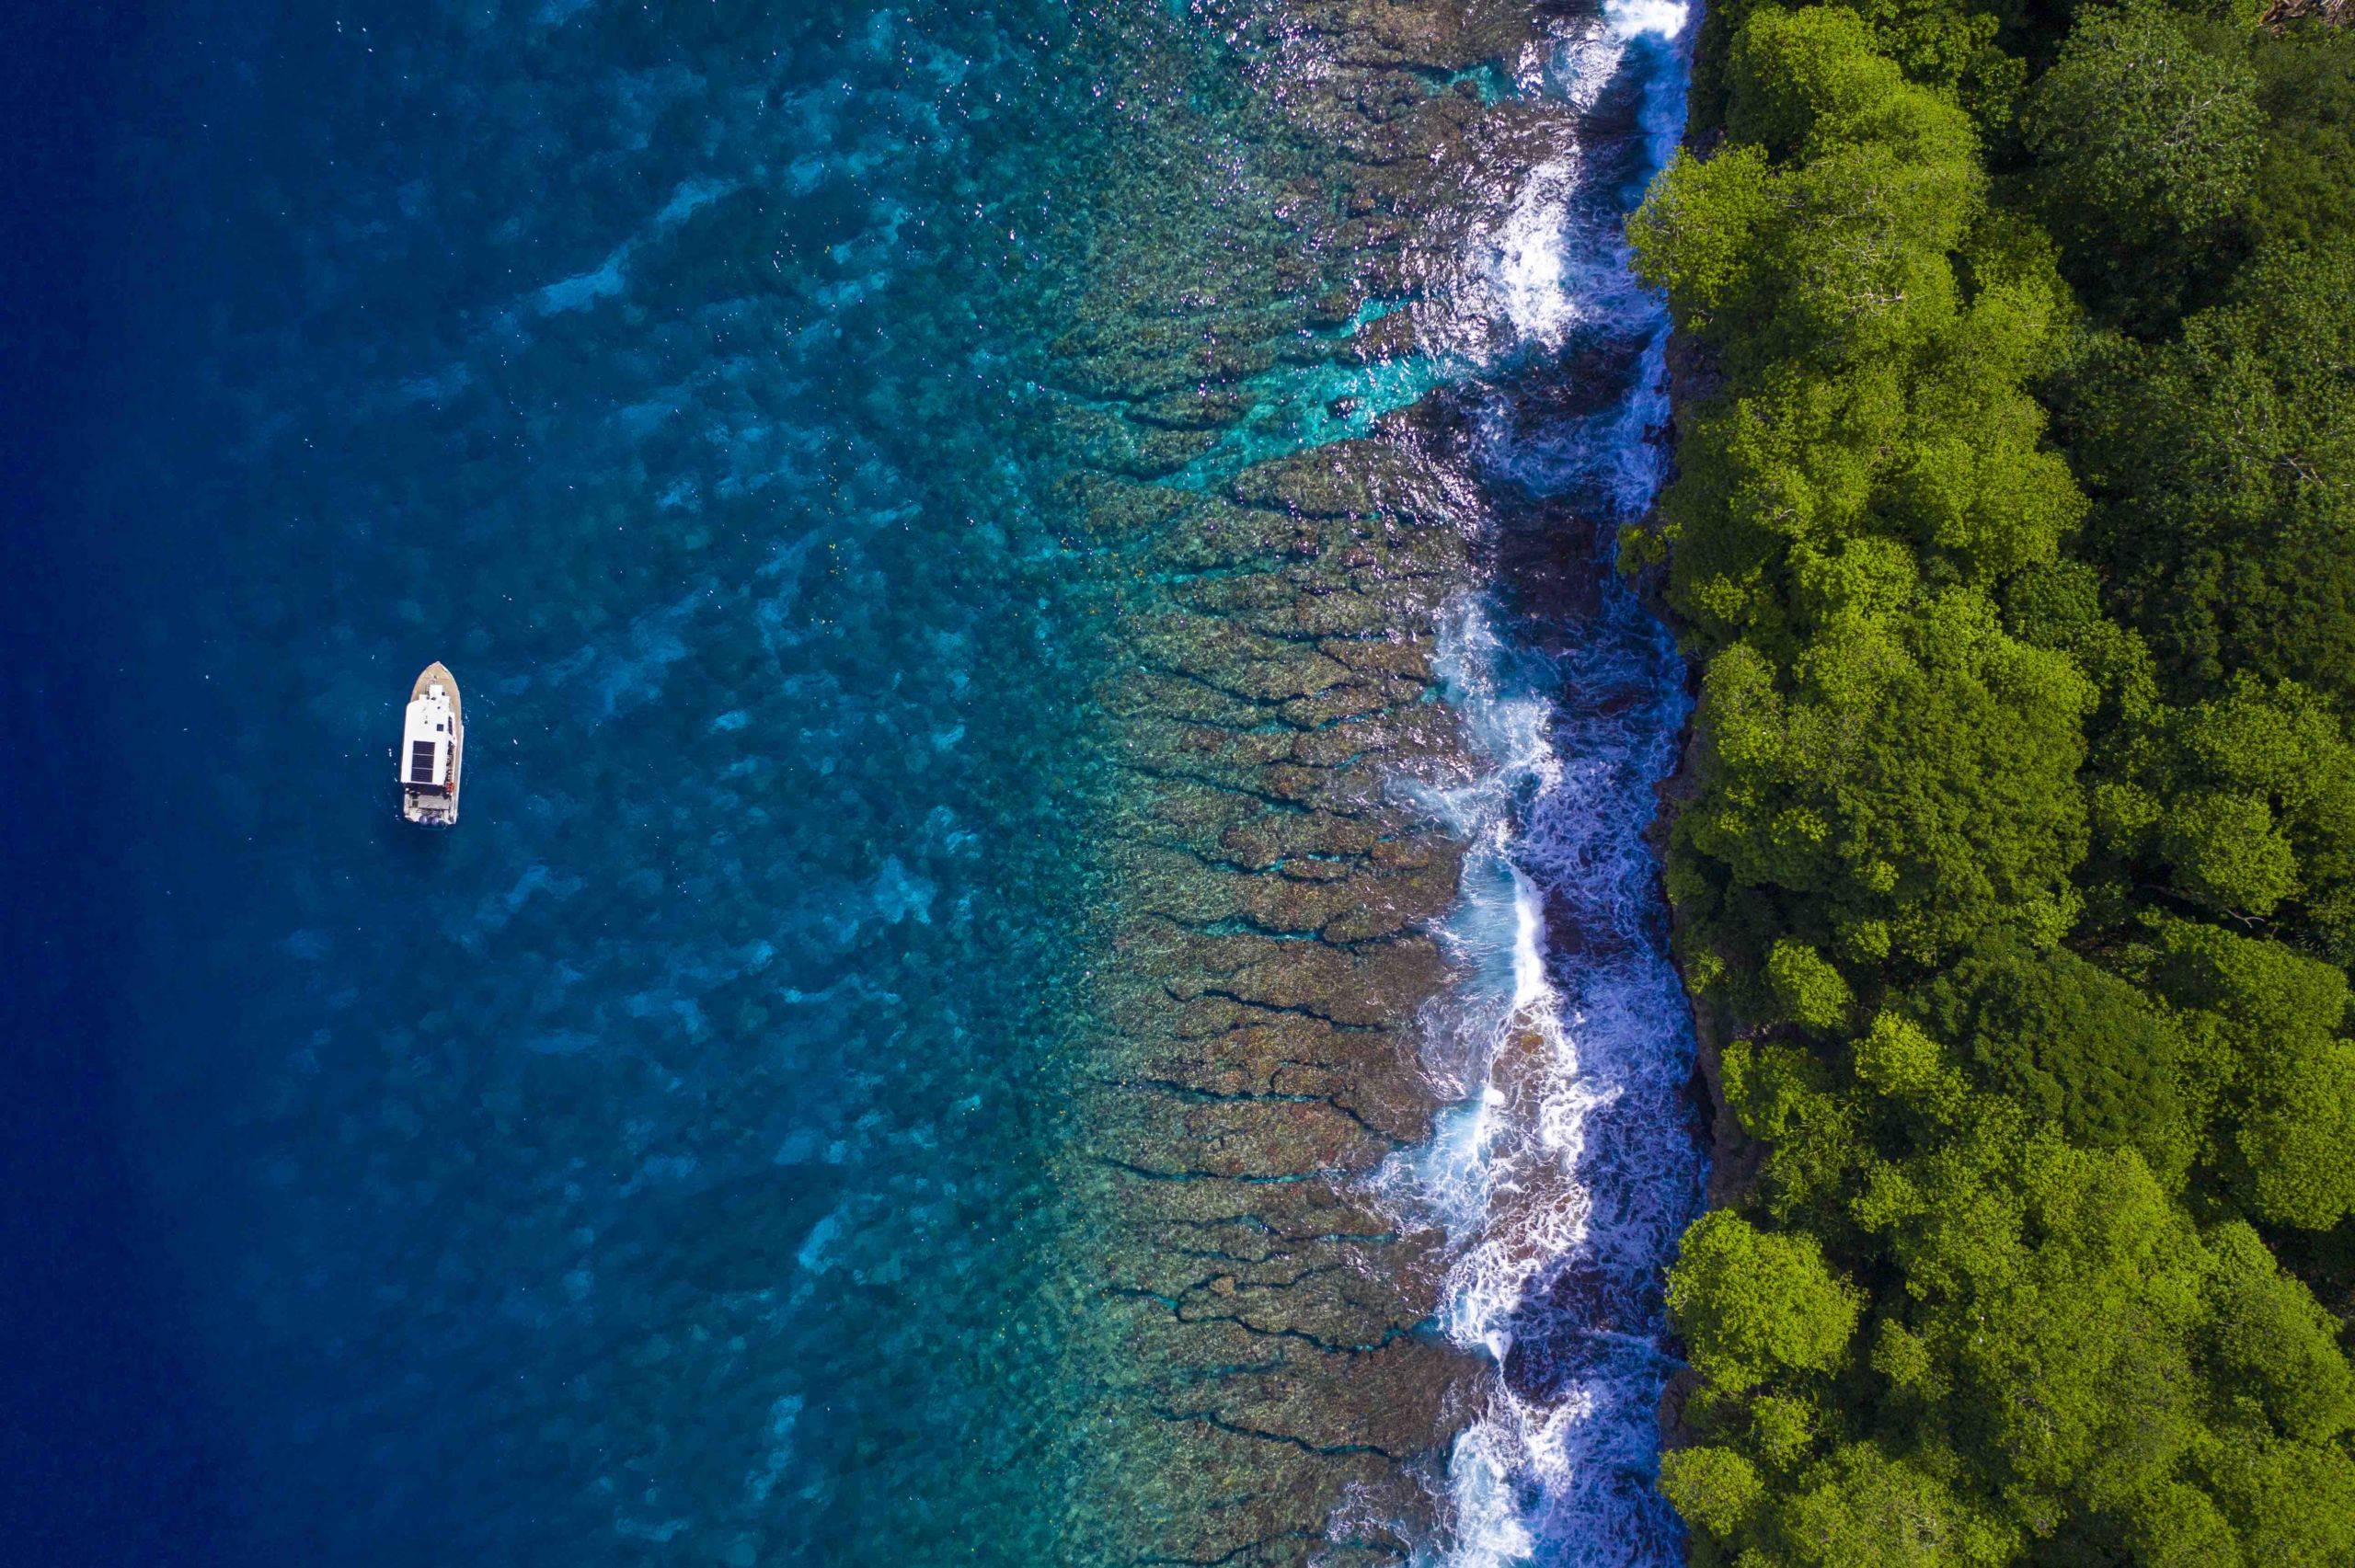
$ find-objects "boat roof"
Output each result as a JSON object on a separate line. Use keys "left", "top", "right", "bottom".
{"left": 403, "top": 688, "right": 457, "bottom": 788}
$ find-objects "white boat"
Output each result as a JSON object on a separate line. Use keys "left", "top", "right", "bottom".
{"left": 400, "top": 662, "right": 464, "bottom": 827}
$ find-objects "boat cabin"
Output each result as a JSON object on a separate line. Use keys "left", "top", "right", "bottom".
{"left": 404, "top": 688, "right": 456, "bottom": 792}
{"left": 401, "top": 667, "right": 463, "bottom": 825}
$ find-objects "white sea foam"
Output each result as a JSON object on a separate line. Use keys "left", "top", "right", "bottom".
{"left": 1489, "top": 157, "right": 1587, "bottom": 347}
{"left": 1382, "top": 5, "right": 1706, "bottom": 1563}
{"left": 1469, "top": 0, "right": 1690, "bottom": 357}
{"left": 1607, "top": 0, "right": 1693, "bottom": 42}
{"left": 1382, "top": 584, "right": 1699, "bottom": 1566}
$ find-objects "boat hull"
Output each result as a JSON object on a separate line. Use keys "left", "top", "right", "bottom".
{"left": 400, "top": 662, "right": 464, "bottom": 827}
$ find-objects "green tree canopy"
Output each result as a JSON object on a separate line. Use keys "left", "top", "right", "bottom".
{"left": 2231, "top": 1038, "right": 2355, "bottom": 1230}
{"left": 1883, "top": 1143, "right": 2213, "bottom": 1521}
{"left": 1679, "top": 590, "right": 2091, "bottom": 968}
{"left": 2248, "top": 23, "right": 2355, "bottom": 254}
{"left": 1667, "top": 1209, "right": 1865, "bottom": 1391}
{"left": 2203, "top": 1434, "right": 2355, "bottom": 1567}
{"left": 2021, "top": 5, "right": 2261, "bottom": 254}
{"left": 2161, "top": 924, "right": 2355, "bottom": 1227}
{"left": 2062, "top": 243, "right": 2355, "bottom": 714}
{"left": 1659, "top": 1445, "right": 1764, "bottom": 1554}
{"left": 1634, "top": 8, "right": 2082, "bottom": 661}
{"left": 2150, "top": 679, "right": 2355, "bottom": 939}
{"left": 1767, "top": 938, "right": 1855, "bottom": 1036}
{"left": 1764, "top": 1443, "right": 2017, "bottom": 1567}
{"left": 1637, "top": 1, "right": 2355, "bottom": 1560}
{"left": 2201, "top": 1219, "right": 2355, "bottom": 1442}
{"left": 1635, "top": 6, "right": 1983, "bottom": 374}
{"left": 1912, "top": 936, "right": 2192, "bottom": 1182}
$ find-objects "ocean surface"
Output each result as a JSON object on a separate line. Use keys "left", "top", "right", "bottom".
{"left": 9, "top": 2, "right": 1701, "bottom": 1564}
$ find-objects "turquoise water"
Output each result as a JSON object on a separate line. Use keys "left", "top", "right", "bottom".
{"left": 52, "top": 0, "right": 1706, "bottom": 1562}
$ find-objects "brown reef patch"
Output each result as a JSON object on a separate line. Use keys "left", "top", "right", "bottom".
{"left": 1018, "top": 2, "right": 1642, "bottom": 1558}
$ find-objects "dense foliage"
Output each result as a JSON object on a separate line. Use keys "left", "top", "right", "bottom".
{"left": 1631, "top": 4, "right": 2355, "bottom": 1562}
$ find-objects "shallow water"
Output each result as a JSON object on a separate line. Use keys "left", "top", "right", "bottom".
{"left": 33, "top": 1, "right": 1703, "bottom": 1562}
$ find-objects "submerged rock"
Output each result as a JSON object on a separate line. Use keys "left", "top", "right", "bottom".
{"left": 1022, "top": 1, "right": 1594, "bottom": 1553}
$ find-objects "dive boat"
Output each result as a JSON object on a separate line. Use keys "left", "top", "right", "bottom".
{"left": 400, "top": 662, "right": 464, "bottom": 827}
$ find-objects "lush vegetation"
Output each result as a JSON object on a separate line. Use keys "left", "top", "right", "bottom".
{"left": 1628, "top": 2, "right": 2355, "bottom": 1561}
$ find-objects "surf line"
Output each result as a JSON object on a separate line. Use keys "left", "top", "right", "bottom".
{"left": 1375, "top": 2, "right": 1706, "bottom": 1562}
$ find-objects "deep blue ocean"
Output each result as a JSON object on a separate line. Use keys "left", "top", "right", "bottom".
{"left": 5, "top": 7, "right": 239, "bottom": 1562}
{"left": 18, "top": 4, "right": 1120, "bottom": 1562}
{"left": 7, "top": 2, "right": 1704, "bottom": 1564}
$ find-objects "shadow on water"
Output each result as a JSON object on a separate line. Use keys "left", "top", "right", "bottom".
{"left": 2, "top": 4, "right": 248, "bottom": 1564}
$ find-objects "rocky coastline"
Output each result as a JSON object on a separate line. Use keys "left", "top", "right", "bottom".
{"left": 1030, "top": 3, "right": 1596, "bottom": 1559}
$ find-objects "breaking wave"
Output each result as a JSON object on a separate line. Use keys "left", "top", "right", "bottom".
{"left": 1378, "top": 4, "right": 1707, "bottom": 1563}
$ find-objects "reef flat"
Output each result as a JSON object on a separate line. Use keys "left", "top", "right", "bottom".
{"left": 1066, "top": 439, "right": 1482, "bottom": 1562}
{"left": 1032, "top": 11, "right": 1518, "bottom": 1553}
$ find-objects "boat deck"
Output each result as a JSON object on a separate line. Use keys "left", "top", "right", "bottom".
{"left": 402, "top": 661, "right": 464, "bottom": 827}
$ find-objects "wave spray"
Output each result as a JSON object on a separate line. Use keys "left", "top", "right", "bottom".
{"left": 1380, "top": 4, "right": 1706, "bottom": 1562}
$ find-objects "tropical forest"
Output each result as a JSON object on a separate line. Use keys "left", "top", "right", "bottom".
{"left": 1632, "top": 0, "right": 2355, "bottom": 1560}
